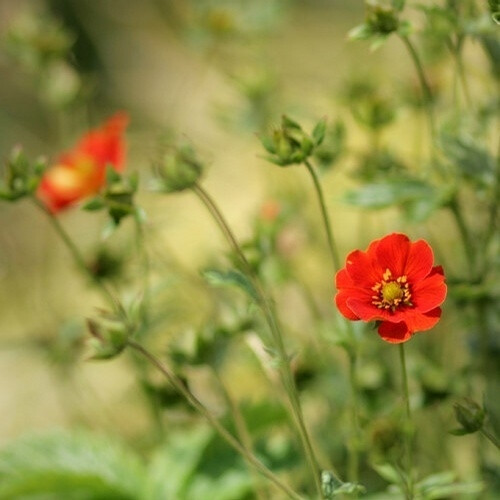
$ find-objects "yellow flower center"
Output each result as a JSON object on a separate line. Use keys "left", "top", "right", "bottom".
{"left": 371, "top": 269, "right": 412, "bottom": 312}
{"left": 382, "top": 281, "right": 404, "bottom": 302}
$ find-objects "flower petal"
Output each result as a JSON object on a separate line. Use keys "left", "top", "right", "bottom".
{"left": 345, "top": 249, "right": 382, "bottom": 286}
{"left": 405, "top": 239, "right": 434, "bottom": 281}
{"left": 346, "top": 297, "right": 409, "bottom": 323}
{"left": 335, "top": 291, "right": 360, "bottom": 320}
{"left": 377, "top": 321, "right": 412, "bottom": 343}
{"left": 412, "top": 272, "right": 447, "bottom": 312}
{"left": 375, "top": 233, "right": 410, "bottom": 277}
{"left": 404, "top": 307, "right": 442, "bottom": 332}
{"left": 335, "top": 268, "right": 354, "bottom": 289}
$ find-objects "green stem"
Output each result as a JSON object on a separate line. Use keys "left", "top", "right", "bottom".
{"left": 399, "top": 34, "right": 436, "bottom": 143}
{"left": 481, "top": 428, "right": 500, "bottom": 450}
{"left": 128, "top": 340, "right": 303, "bottom": 500}
{"left": 303, "top": 160, "right": 341, "bottom": 272}
{"left": 33, "top": 198, "right": 123, "bottom": 315}
{"left": 399, "top": 343, "right": 414, "bottom": 500}
{"left": 213, "top": 368, "right": 268, "bottom": 500}
{"left": 302, "top": 161, "right": 361, "bottom": 484}
{"left": 192, "top": 182, "right": 323, "bottom": 498}
{"left": 348, "top": 350, "right": 360, "bottom": 485}
{"left": 449, "top": 198, "right": 476, "bottom": 279}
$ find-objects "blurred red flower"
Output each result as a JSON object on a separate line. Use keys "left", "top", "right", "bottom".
{"left": 335, "top": 233, "right": 446, "bottom": 343}
{"left": 37, "top": 112, "right": 129, "bottom": 212}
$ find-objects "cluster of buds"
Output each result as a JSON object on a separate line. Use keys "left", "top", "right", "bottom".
{"left": 152, "top": 143, "right": 204, "bottom": 193}
{"left": 0, "top": 147, "right": 46, "bottom": 202}
{"left": 259, "top": 115, "right": 326, "bottom": 167}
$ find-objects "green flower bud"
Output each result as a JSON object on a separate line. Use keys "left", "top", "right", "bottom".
{"left": 260, "top": 116, "right": 325, "bottom": 167}
{"left": 366, "top": 1, "right": 399, "bottom": 35}
{"left": 452, "top": 398, "right": 485, "bottom": 434}
{"left": 86, "top": 313, "right": 130, "bottom": 360}
{"left": 0, "top": 147, "right": 46, "bottom": 202}
{"left": 153, "top": 143, "right": 204, "bottom": 193}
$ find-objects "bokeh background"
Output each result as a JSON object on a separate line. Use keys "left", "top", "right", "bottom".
{"left": 0, "top": 0, "right": 498, "bottom": 497}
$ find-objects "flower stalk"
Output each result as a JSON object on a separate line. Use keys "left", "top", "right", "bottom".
{"left": 399, "top": 34, "right": 436, "bottom": 143}
{"left": 303, "top": 160, "right": 341, "bottom": 272}
{"left": 191, "top": 181, "right": 323, "bottom": 498}
{"left": 128, "top": 340, "right": 304, "bottom": 500}
{"left": 399, "top": 343, "right": 414, "bottom": 500}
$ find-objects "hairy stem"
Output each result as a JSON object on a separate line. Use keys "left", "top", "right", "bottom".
{"left": 213, "top": 368, "right": 268, "bottom": 500}
{"left": 128, "top": 340, "right": 303, "bottom": 500}
{"left": 399, "top": 344, "right": 414, "bottom": 500}
{"left": 192, "top": 182, "right": 323, "bottom": 497}
{"left": 399, "top": 34, "right": 436, "bottom": 143}
{"left": 33, "top": 198, "right": 123, "bottom": 315}
{"left": 303, "top": 160, "right": 341, "bottom": 272}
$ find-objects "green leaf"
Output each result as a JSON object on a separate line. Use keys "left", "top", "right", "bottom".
{"left": 372, "top": 463, "right": 403, "bottom": 485}
{"left": 0, "top": 430, "right": 145, "bottom": 499}
{"left": 202, "top": 269, "right": 259, "bottom": 303}
{"left": 343, "top": 179, "right": 435, "bottom": 209}
{"left": 143, "top": 427, "right": 213, "bottom": 500}
{"left": 82, "top": 197, "right": 105, "bottom": 211}
{"left": 440, "top": 132, "right": 495, "bottom": 188}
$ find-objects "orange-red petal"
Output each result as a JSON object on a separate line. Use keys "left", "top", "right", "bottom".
{"left": 377, "top": 321, "right": 412, "bottom": 343}
{"left": 335, "top": 291, "right": 360, "bottom": 320}
{"left": 412, "top": 271, "right": 447, "bottom": 313}
{"left": 374, "top": 233, "right": 410, "bottom": 277}
{"left": 405, "top": 239, "right": 434, "bottom": 281}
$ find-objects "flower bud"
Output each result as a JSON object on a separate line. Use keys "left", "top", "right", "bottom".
{"left": 86, "top": 312, "right": 130, "bottom": 360}
{"left": 0, "top": 147, "right": 46, "bottom": 202}
{"left": 260, "top": 116, "right": 325, "bottom": 167}
{"left": 152, "top": 143, "right": 204, "bottom": 193}
{"left": 366, "top": 1, "right": 399, "bottom": 35}
{"left": 453, "top": 398, "right": 485, "bottom": 434}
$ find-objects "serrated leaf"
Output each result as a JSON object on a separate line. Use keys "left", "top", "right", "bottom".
{"left": 203, "top": 269, "right": 259, "bottom": 303}
{"left": 0, "top": 430, "right": 145, "bottom": 499}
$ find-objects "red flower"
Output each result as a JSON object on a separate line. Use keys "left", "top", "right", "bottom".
{"left": 335, "top": 233, "right": 446, "bottom": 343}
{"left": 37, "top": 112, "right": 129, "bottom": 212}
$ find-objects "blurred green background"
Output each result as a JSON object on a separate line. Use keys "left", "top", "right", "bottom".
{"left": 0, "top": 0, "right": 498, "bottom": 498}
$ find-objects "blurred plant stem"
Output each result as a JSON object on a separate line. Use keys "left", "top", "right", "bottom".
{"left": 399, "top": 343, "right": 414, "bottom": 500}
{"left": 191, "top": 182, "right": 323, "bottom": 498}
{"left": 303, "top": 159, "right": 361, "bottom": 485}
{"left": 481, "top": 428, "right": 500, "bottom": 450}
{"left": 448, "top": 198, "right": 476, "bottom": 279}
{"left": 303, "top": 160, "right": 340, "bottom": 272}
{"left": 128, "top": 340, "right": 304, "bottom": 500}
{"left": 448, "top": 38, "right": 472, "bottom": 111}
{"left": 212, "top": 367, "right": 268, "bottom": 500}
{"left": 399, "top": 34, "right": 436, "bottom": 144}
{"left": 32, "top": 198, "right": 124, "bottom": 315}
